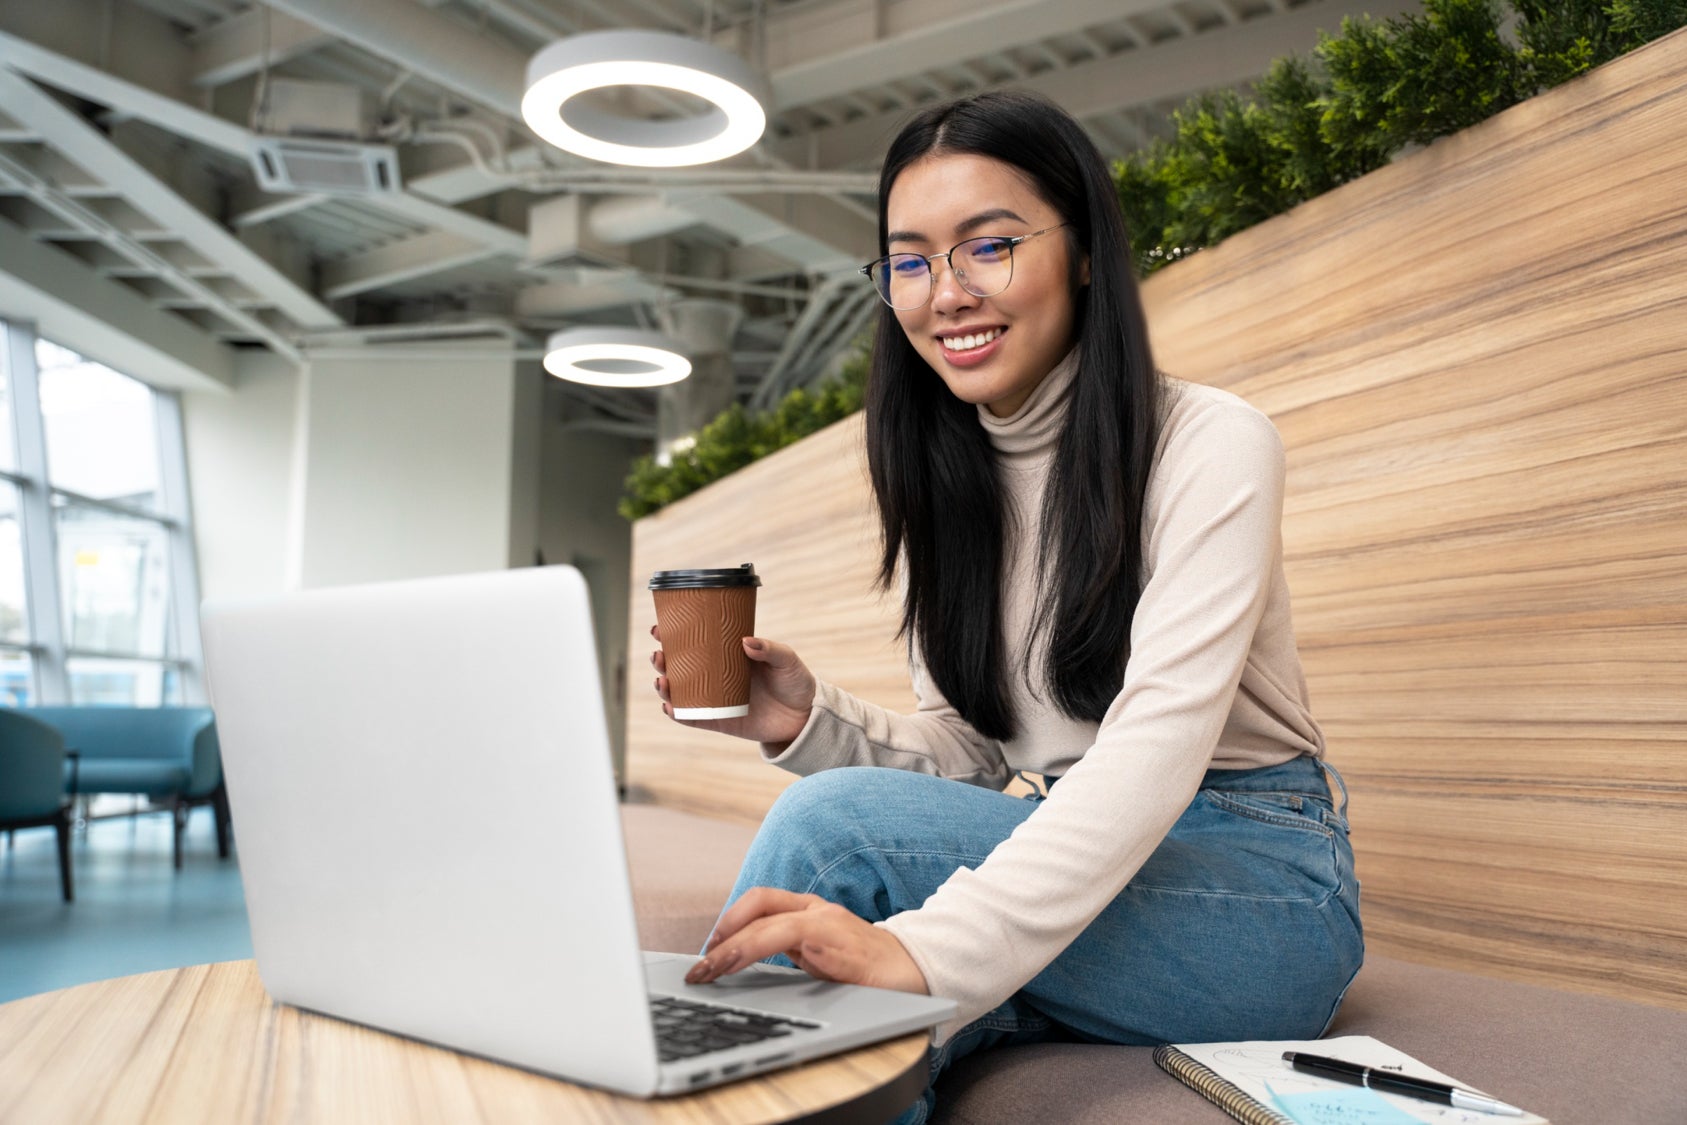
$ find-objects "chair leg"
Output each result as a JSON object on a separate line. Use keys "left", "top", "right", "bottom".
{"left": 173, "top": 800, "right": 187, "bottom": 871}
{"left": 55, "top": 814, "right": 74, "bottom": 903}
{"left": 212, "top": 785, "right": 232, "bottom": 860}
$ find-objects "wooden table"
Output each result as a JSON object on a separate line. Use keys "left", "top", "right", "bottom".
{"left": 0, "top": 960, "right": 930, "bottom": 1124}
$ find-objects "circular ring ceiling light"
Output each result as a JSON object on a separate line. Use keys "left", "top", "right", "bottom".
{"left": 543, "top": 328, "right": 692, "bottom": 387}
{"left": 522, "top": 30, "right": 770, "bottom": 167}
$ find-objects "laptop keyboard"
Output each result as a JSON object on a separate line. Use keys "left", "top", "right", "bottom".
{"left": 650, "top": 996, "right": 820, "bottom": 1063}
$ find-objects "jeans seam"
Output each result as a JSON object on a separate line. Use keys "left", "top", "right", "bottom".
{"left": 1204, "top": 790, "right": 1335, "bottom": 838}
{"left": 1125, "top": 882, "right": 1338, "bottom": 907}
{"left": 801, "top": 845, "right": 991, "bottom": 895}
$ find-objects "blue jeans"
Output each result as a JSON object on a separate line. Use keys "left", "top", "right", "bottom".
{"left": 719, "top": 755, "right": 1364, "bottom": 1124}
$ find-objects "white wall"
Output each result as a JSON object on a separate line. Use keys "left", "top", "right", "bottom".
{"left": 181, "top": 351, "right": 299, "bottom": 604}
{"left": 538, "top": 425, "right": 645, "bottom": 779}
{"left": 293, "top": 343, "right": 522, "bottom": 589}
{"left": 506, "top": 361, "right": 544, "bottom": 568}
{"left": 183, "top": 341, "right": 536, "bottom": 600}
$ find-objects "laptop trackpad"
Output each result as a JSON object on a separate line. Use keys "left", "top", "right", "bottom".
{"left": 642, "top": 951, "right": 810, "bottom": 987}
{"left": 706, "top": 962, "right": 810, "bottom": 988}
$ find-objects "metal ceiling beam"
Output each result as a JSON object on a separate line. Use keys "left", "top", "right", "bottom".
{"left": 263, "top": 0, "right": 526, "bottom": 120}
{"left": 1, "top": 1, "right": 204, "bottom": 106}
{"left": 190, "top": 8, "right": 335, "bottom": 87}
{"left": 763, "top": 0, "right": 1172, "bottom": 110}
{"left": 0, "top": 64, "right": 342, "bottom": 330}
{"left": 365, "top": 188, "right": 528, "bottom": 258}
{"left": 321, "top": 229, "right": 500, "bottom": 299}
{"left": 767, "top": 0, "right": 1422, "bottom": 168}
{"left": 0, "top": 147, "right": 304, "bottom": 360}
{"left": 2, "top": 20, "right": 526, "bottom": 280}
{"left": 0, "top": 211, "right": 236, "bottom": 392}
{"left": 231, "top": 192, "right": 329, "bottom": 228}
{"left": 0, "top": 20, "right": 249, "bottom": 154}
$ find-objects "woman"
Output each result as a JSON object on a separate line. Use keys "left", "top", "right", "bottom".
{"left": 651, "top": 89, "right": 1363, "bottom": 1123}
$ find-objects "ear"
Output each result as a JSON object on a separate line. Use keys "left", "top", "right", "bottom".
{"left": 1079, "top": 254, "right": 1091, "bottom": 287}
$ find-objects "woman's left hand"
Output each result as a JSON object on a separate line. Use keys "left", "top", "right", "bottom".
{"left": 685, "top": 887, "right": 930, "bottom": 995}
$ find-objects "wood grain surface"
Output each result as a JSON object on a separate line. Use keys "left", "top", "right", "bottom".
{"left": 0, "top": 961, "right": 929, "bottom": 1125}
{"left": 626, "top": 30, "right": 1687, "bottom": 1008}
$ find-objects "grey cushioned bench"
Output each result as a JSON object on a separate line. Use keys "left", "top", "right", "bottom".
{"left": 621, "top": 804, "right": 1687, "bottom": 1125}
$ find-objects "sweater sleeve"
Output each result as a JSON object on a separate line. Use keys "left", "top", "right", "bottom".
{"left": 877, "top": 399, "right": 1288, "bottom": 1042}
{"left": 758, "top": 645, "right": 1011, "bottom": 791}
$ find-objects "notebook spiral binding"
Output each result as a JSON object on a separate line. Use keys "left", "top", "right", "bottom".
{"left": 1152, "top": 1044, "right": 1297, "bottom": 1125}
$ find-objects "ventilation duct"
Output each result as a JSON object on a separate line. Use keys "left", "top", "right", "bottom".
{"left": 250, "top": 137, "right": 403, "bottom": 196}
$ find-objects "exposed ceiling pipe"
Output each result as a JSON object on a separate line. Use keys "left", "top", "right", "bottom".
{"left": 808, "top": 289, "right": 878, "bottom": 383}
{"left": 751, "top": 275, "right": 849, "bottom": 410}
{"left": 263, "top": 0, "right": 862, "bottom": 274}
{"left": 300, "top": 318, "right": 529, "bottom": 347}
{"left": 560, "top": 418, "right": 656, "bottom": 438}
{"left": 765, "top": 284, "right": 874, "bottom": 401}
{"left": 587, "top": 195, "right": 698, "bottom": 246}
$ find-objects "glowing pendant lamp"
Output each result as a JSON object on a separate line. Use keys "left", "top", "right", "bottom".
{"left": 543, "top": 328, "right": 692, "bottom": 387}
{"left": 522, "top": 30, "right": 769, "bottom": 168}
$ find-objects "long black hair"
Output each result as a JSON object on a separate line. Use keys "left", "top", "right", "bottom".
{"left": 865, "top": 90, "right": 1166, "bottom": 741}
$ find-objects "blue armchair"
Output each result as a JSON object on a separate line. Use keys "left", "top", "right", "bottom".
{"left": 0, "top": 710, "right": 75, "bottom": 901}
{"left": 25, "top": 706, "right": 229, "bottom": 870}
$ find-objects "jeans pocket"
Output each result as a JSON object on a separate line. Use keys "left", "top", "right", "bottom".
{"left": 1186, "top": 790, "right": 1344, "bottom": 905}
{"left": 1203, "top": 789, "right": 1335, "bottom": 838}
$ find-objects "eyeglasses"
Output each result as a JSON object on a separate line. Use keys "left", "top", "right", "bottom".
{"left": 859, "top": 224, "right": 1069, "bottom": 311}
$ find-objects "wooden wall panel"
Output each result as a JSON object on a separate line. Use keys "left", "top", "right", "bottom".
{"left": 627, "top": 30, "right": 1687, "bottom": 1008}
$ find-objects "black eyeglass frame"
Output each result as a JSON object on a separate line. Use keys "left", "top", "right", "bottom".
{"left": 858, "top": 224, "right": 1071, "bottom": 311}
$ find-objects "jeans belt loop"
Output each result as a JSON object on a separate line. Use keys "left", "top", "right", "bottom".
{"left": 1321, "top": 760, "right": 1351, "bottom": 829}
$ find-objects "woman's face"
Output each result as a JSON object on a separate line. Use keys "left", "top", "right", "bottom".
{"left": 885, "top": 152, "right": 1085, "bottom": 417}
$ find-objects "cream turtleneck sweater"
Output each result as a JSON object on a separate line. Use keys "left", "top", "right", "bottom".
{"left": 761, "top": 351, "right": 1325, "bottom": 1041}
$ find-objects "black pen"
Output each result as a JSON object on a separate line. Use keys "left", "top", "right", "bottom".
{"left": 1281, "top": 1052, "right": 1523, "bottom": 1116}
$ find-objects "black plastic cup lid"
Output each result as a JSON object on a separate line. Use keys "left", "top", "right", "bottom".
{"left": 649, "top": 564, "right": 761, "bottom": 590}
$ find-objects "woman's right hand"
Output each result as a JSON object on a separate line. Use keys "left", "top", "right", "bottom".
{"left": 651, "top": 628, "right": 817, "bottom": 746}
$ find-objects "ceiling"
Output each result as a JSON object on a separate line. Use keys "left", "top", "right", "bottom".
{"left": 0, "top": 0, "right": 1414, "bottom": 440}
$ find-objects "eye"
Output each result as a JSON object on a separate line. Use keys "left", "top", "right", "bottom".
{"left": 966, "top": 238, "right": 1013, "bottom": 262}
{"left": 889, "top": 255, "right": 927, "bottom": 275}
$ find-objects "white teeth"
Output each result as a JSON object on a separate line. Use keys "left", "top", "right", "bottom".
{"left": 941, "top": 328, "right": 1002, "bottom": 351}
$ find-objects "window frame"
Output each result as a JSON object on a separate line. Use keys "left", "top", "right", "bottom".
{"left": 1, "top": 317, "right": 203, "bottom": 706}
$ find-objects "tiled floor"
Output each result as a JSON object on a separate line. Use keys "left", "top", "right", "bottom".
{"left": 0, "top": 805, "right": 251, "bottom": 1005}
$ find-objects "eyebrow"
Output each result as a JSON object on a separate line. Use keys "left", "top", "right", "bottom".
{"left": 887, "top": 207, "right": 1030, "bottom": 245}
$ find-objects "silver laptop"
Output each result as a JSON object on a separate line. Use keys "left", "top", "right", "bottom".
{"left": 199, "top": 565, "right": 953, "bottom": 1098}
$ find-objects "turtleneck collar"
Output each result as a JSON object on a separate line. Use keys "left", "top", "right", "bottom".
{"left": 976, "top": 345, "right": 1079, "bottom": 469}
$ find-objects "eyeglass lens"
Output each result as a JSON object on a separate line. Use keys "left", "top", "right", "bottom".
{"left": 872, "top": 237, "right": 1016, "bottom": 310}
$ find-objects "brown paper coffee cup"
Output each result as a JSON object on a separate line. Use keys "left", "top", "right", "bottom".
{"left": 649, "top": 564, "right": 761, "bottom": 719}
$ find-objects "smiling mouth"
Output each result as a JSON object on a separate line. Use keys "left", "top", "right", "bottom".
{"left": 939, "top": 327, "right": 1005, "bottom": 351}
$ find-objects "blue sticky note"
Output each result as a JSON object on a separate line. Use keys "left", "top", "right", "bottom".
{"left": 1269, "top": 1085, "right": 1424, "bottom": 1125}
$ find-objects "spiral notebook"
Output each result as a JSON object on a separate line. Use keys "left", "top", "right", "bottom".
{"left": 1154, "top": 1035, "right": 1549, "bottom": 1125}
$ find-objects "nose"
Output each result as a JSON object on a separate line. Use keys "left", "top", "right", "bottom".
{"left": 928, "top": 255, "right": 978, "bottom": 316}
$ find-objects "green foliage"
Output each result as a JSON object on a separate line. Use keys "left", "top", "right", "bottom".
{"left": 618, "top": 339, "right": 869, "bottom": 521}
{"left": 1512, "top": 0, "right": 1622, "bottom": 89}
{"left": 1114, "top": 150, "right": 1188, "bottom": 275}
{"left": 1319, "top": 0, "right": 1523, "bottom": 152}
{"left": 1607, "top": 0, "right": 1687, "bottom": 44}
{"left": 1255, "top": 55, "right": 1384, "bottom": 198}
{"left": 1159, "top": 93, "right": 1290, "bottom": 247}
{"left": 1120, "top": 0, "right": 1686, "bottom": 277}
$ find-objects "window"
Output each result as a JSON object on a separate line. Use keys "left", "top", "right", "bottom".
{"left": 38, "top": 339, "right": 161, "bottom": 510}
{"left": 1, "top": 482, "right": 30, "bottom": 707}
{"left": 0, "top": 484, "right": 27, "bottom": 645}
{"left": 0, "top": 323, "right": 14, "bottom": 473}
{"left": 0, "top": 319, "right": 201, "bottom": 707}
